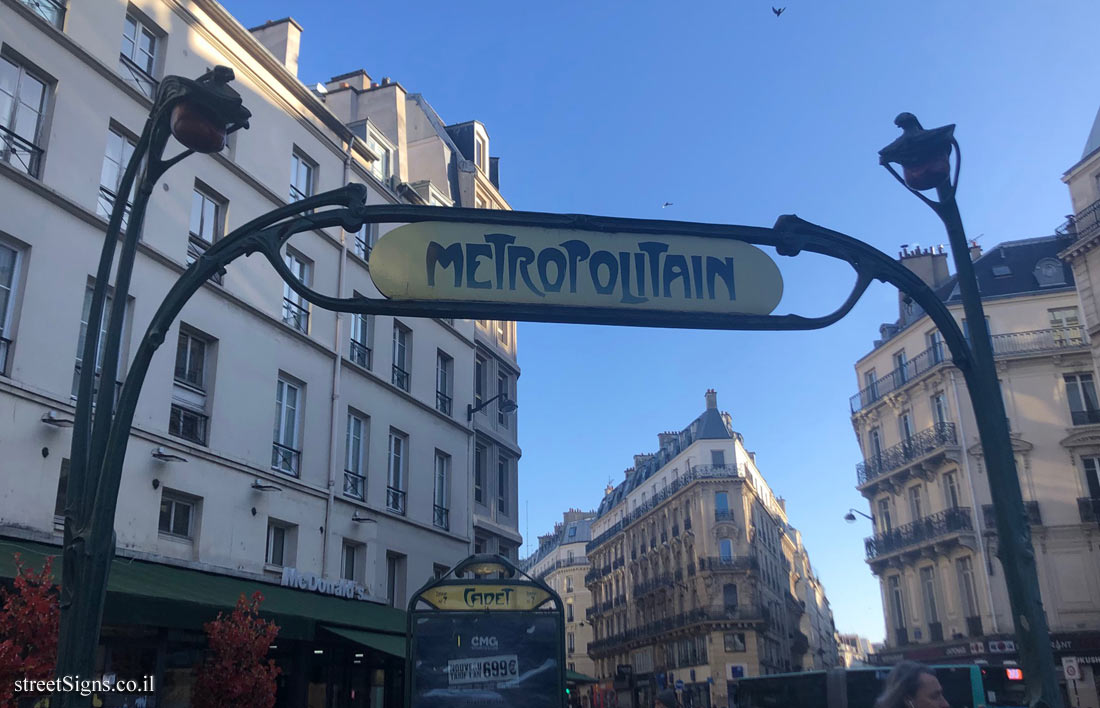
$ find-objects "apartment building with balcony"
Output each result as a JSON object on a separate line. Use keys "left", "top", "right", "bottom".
{"left": 584, "top": 390, "right": 838, "bottom": 708}
{"left": 849, "top": 236, "right": 1100, "bottom": 701}
{"left": 320, "top": 73, "right": 524, "bottom": 561}
{"left": 523, "top": 509, "right": 598, "bottom": 681}
{"left": 0, "top": 1, "right": 518, "bottom": 705}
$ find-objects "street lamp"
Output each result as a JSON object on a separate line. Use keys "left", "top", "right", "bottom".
{"left": 880, "top": 113, "right": 1061, "bottom": 708}
{"left": 843, "top": 508, "right": 872, "bottom": 524}
{"left": 467, "top": 392, "right": 518, "bottom": 422}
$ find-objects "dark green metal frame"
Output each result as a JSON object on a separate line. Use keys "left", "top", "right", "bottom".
{"left": 58, "top": 65, "right": 1059, "bottom": 708}
{"left": 403, "top": 554, "right": 567, "bottom": 707}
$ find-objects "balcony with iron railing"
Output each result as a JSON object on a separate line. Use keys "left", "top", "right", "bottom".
{"left": 633, "top": 574, "right": 673, "bottom": 598}
{"left": 1078, "top": 497, "right": 1100, "bottom": 523}
{"left": 0, "top": 125, "right": 43, "bottom": 177}
{"left": 586, "top": 464, "right": 744, "bottom": 553}
{"left": 97, "top": 186, "right": 132, "bottom": 231}
{"left": 282, "top": 298, "right": 309, "bottom": 333}
{"left": 349, "top": 340, "right": 371, "bottom": 369}
{"left": 18, "top": 0, "right": 67, "bottom": 28}
{"left": 851, "top": 328, "right": 1089, "bottom": 414}
{"left": 699, "top": 556, "right": 759, "bottom": 573}
{"left": 1060, "top": 198, "right": 1100, "bottom": 244}
{"left": 271, "top": 442, "right": 300, "bottom": 477}
{"left": 343, "top": 470, "right": 365, "bottom": 500}
{"left": 118, "top": 53, "right": 157, "bottom": 100}
{"left": 386, "top": 486, "right": 406, "bottom": 515}
{"left": 982, "top": 501, "right": 1041, "bottom": 528}
{"left": 864, "top": 507, "right": 974, "bottom": 562}
{"left": 436, "top": 390, "right": 452, "bottom": 416}
{"left": 186, "top": 236, "right": 222, "bottom": 284}
{"left": 433, "top": 504, "right": 449, "bottom": 530}
{"left": 534, "top": 557, "right": 588, "bottom": 581}
{"left": 392, "top": 365, "right": 409, "bottom": 391}
{"left": 587, "top": 605, "right": 768, "bottom": 656}
{"left": 856, "top": 422, "right": 958, "bottom": 488}
{"left": 714, "top": 509, "right": 734, "bottom": 523}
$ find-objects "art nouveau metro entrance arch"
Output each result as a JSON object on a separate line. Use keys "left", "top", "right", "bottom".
{"left": 59, "top": 66, "right": 1061, "bottom": 708}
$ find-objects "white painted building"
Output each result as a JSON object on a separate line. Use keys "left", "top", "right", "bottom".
{"left": 0, "top": 0, "right": 520, "bottom": 705}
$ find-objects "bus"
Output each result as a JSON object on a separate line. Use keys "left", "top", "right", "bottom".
{"left": 734, "top": 665, "right": 1028, "bottom": 708}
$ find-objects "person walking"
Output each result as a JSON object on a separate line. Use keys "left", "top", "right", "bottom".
{"left": 875, "top": 661, "right": 950, "bottom": 708}
{"left": 654, "top": 687, "right": 678, "bottom": 708}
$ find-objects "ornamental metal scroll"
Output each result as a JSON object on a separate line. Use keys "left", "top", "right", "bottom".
{"left": 405, "top": 554, "right": 567, "bottom": 708}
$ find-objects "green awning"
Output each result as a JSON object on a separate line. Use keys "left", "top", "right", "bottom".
{"left": 322, "top": 625, "right": 406, "bottom": 658}
{"left": 567, "top": 669, "right": 599, "bottom": 684}
{"left": 0, "top": 538, "right": 405, "bottom": 641}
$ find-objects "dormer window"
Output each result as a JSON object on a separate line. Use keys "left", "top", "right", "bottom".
{"left": 474, "top": 135, "right": 485, "bottom": 171}
{"left": 1034, "top": 258, "right": 1067, "bottom": 288}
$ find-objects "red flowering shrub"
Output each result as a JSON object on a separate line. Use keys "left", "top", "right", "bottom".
{"left": 0, "top": 554, "right": 60, "bottom": 708}
{"left": 192, "top": 591, "right": 281, "bottom": 708}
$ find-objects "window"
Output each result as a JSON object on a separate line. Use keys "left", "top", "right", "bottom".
{"left": 919, "top": 566, "right": 939, "bottom": 624}
{"left": 962, "top": 316, "right": 992, "bottom": 345}
{"left": 893, "top": 350, "right": 908, "bottom": 385}
{"left": 474, "top": 356, "right": 486, "bottom": 409}
{"left": 956, "top": 557, "right": 978, "bottom": 617}
{"left": 887, "top": 575, "right": 906, "bottom": 630}
{"left": 864, "top": 368, "right": 879, "bottom": 400}
{"left": 352, "top": 222, "right": 380, "bottom": 260}
{"left": 474, "top": 444, "right": 486, "bottom": 504}
{"left": 386, "top": 552, "right": 406, "bottom": 608}
{"left": 434, "top": 564, "right": 449, "bottom": 580}
{"left": 566, "top": 601, "right": 574, "bottom": 622}
{"left": 341, "top": 541, "right": 363, "bottom": 582}
{"left": 1034, "top": 257, "right": 1067, "bottom": 288}
{"left": 0, "top": 57, "right": 47, "bottom": 177}
{"left": 567, "top": 632, "right": 575, "bottom": 653}
{"left": 715, "top": 491, "right": 730, "bottom": 520}
{"left": 387, "top": 430, "right": 407, "bottom": 514}
{"left": 436, "top": 351, "right": 453, "bottom": 416}
{"left": 496, "top": 321, "right": 510, "bottom": 347}
{"left": 169, "top": 329, "right": 210, "bottom": 446}
{"left": 497, "top": 456, "right": 508, "bottom": 515}
{"left": 877, "top": 498, "right": 892, "bottom": 534}
{"left": 266, "top": 521, "right": 294, "bottom": 567}
{"left": 723, "top": 583, "right": 739, "bottom": 615}
{"left": 868, "top": 427, "right": 883, "bottom": 461}
{"left": 289, "top": 150, "right": 314, "bottom": 202}
{"left": 724, "top": 632, "right": 746, "bottom": 652}
{"left": 943, "top": 472, "right": 960, "bottom": 509}
{"left": 1050, "top": 307, "right": 1083, "bottom": 346}
{"left": 474, "top": 136, "right": 485, "bottom": 171}
{"left": 282, "top": 251, "right": 310, "bottom": 333}
{"left": 1064, "top": 373, "right": 1100, "bottom": 425}
{"left": 392, "top": 321, "right": 410, "bottom": 391}
{"left": 926, "top": 330, "right": 944, "bottom": 364}
{"left": 931, "top": 393, "right": 948, "bottom": 426}
{"left": 899, "top": 412, "right": 913, "bottom": 442}
{"left": 54, "top": 458, "right": 70, "bottom": 518}
{"left": 349, "top": 305, "right": 372, "bottom": 369}
{"left": 434, "top": 451, "right": 450, "bottom": 530}
{"left": 1082, "top": 457, "right": 1100, "bottom": 499}
{"left": 344, "top": 412, "right": 366, "bottom": 500}
{"left": 158, "top": 492, "right": 194, "bottom": 539}
{"left": 710, "top": 449, "right": 726, "bottom": 466}
{"left": 365, "top": 130, "right": 393, "bottom": 182}
{"left": 188, "top": 185, "right": 224, "bottom": 282}
{"left": 908, "top": 485, "right": 924, "bottom": 521}
{"left": 719, "top": 538, "right": 733, "bottom": 562}
{"left": 272, "top": 377, "right": 301, "bottom": 476}
{"left": 97, "top": 127, "right": 136, "bottom": 229}
{"left": 18, "top": 0, "right": 66, "bottom": 27}
{"left": 497, "top": 373, "right": 510, "bottom": 426}
{"left": 72, "top": 284, "right": 124, "bottom": 401}
{"left": 0, "top": 242, "right": 21, "bottom": 375}
{"left": 565, "top": 574, "right": 574, "bottom": 593}
{"left": 119, "top": 13, "right": 158, "bottom": 99}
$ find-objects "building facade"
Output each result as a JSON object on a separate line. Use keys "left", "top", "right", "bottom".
{"left": 849, "top": 236, "right": 1100, "bottom": 706}
{"left": 0, "top": 0, "right": 518, "bottom": 705}
{"left": 836, "top": 633, "right": 874, "bottom": 667}
{"left": 523, "top": 509, "right": 598, "bottom": 684}
{"left": 584, "top": 390, "right": 838, "bottom": 708}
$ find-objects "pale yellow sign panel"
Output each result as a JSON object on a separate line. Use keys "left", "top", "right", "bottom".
{"left": 370, "top": 222, "right": 783, "bottom": 315}
{"left": 421, "top": 584, "right": 553, "bottom": 611}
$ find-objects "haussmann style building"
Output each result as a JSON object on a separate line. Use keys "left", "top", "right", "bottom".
{"left": 0, "top": 0, "right": 520, "bottom": 705}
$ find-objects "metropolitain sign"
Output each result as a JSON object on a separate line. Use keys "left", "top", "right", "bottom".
{"left": 369, "top": 222, "right": 784, "bottom": 316}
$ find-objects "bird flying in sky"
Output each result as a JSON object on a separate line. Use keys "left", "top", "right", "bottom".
{"left": 662, "top": 202, "right": 674, "bottom": 208}
{"left": 772, "top": 7, "right": 785, "bottom": 16}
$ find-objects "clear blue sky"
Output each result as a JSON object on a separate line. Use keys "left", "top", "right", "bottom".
{"left": 225, "top": 0, "right": 1100, "bottom": 643}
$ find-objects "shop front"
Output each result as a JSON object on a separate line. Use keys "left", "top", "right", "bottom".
{"left": 0, "top": 537, "right": 406, "bottom": 708}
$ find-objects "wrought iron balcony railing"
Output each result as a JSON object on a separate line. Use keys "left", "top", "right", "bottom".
{"left": 271, "top": 442, "right": 300, "bottom": 477}
{"left": 633, "top": 573, "right": 673, "bottom": 597}
{"left": 433, "top": 504, "right": 449, "bottom": 530}
{"left": 19, "top": 0, "right": 66, "bottom": 28}
{"left": 699, "top": 556, "right": 759, "bottom": 573}
{"left": 714, "top": 509, "right": 734, "bottom": 522}
{"left": 982, "top": 501, "right": 1041, "bottom": 528}
{"left": 0, "top": 125, "right": 43, "bottom": 177}
{"left": 1078, "top": 497, "right": 1100, "bottom": 523}
{"left": 282, "top": 298, "right": 309, "bottom": 333}
{"left": 392, "top": 365, "right": 409, "bottom": 391}
{"left": 353, "top": 233, "right": 371, "bottom": 260}
{"left": 1060, "top": 198, "right": 1100, "bottom": 243}
{"left": 71, "top": 364, "right": 122, "bottom": 407}
{"left": 186, "top": 236, "right": 223, "bottom": 284}
{"left": 857, "top": 422, "right": 957, "bottom": 486}
{"left": 864, "top": 507, "right": 973, "bottom": 560}
{"left": 534, "top": 557, "right": 588, "bottom": 581}
{"left": 349, "top": 340, "right": 371, "bottom": 368}
{"left": 386, "top": 486, "right": 406, "bottom": 514}
{"left": 343, "top": 470, "right": 365, "bottom": 500}
{"left": 586, "top": 605, "right": 767, "bottom": 656}
{"left": 851, "top": 328, "right": 1089, "bottom": 413}
{"left": 118, "top": 53, "right": 157, "bottom": 100}
{"left": 436, "top": 391, "right": 453, "bottom": 416}
{"left": 97, "top": 186, "right": 132, "bottom": 231}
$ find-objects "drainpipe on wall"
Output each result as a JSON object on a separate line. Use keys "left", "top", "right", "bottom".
{"left": 320, "top": 141, "right": 353, "bottom": 577}
{"left": 949, "top": 370, "right": 1000, "bottom": 634}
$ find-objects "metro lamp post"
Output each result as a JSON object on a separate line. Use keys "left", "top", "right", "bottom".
{"left": 880, "top": 113, "right": 1060, "bottom": 708}
{"left": 467, "top": 393, "right": 518, "bottom": 423}
{"left": 843, "top": 508, "right": 872, "bottom": 524}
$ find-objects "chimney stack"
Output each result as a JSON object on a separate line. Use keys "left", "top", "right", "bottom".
{"left": 969, "top": 241, "right": 982, "bottom": 261}
{"left": 705, "top": 389, "right": 718, "bottom": 410}
{"left": 898, "top": 245, "right": 950, "bottom": 289}
{"left": 249, "top": 18, "right": 303, "bottom": 77}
